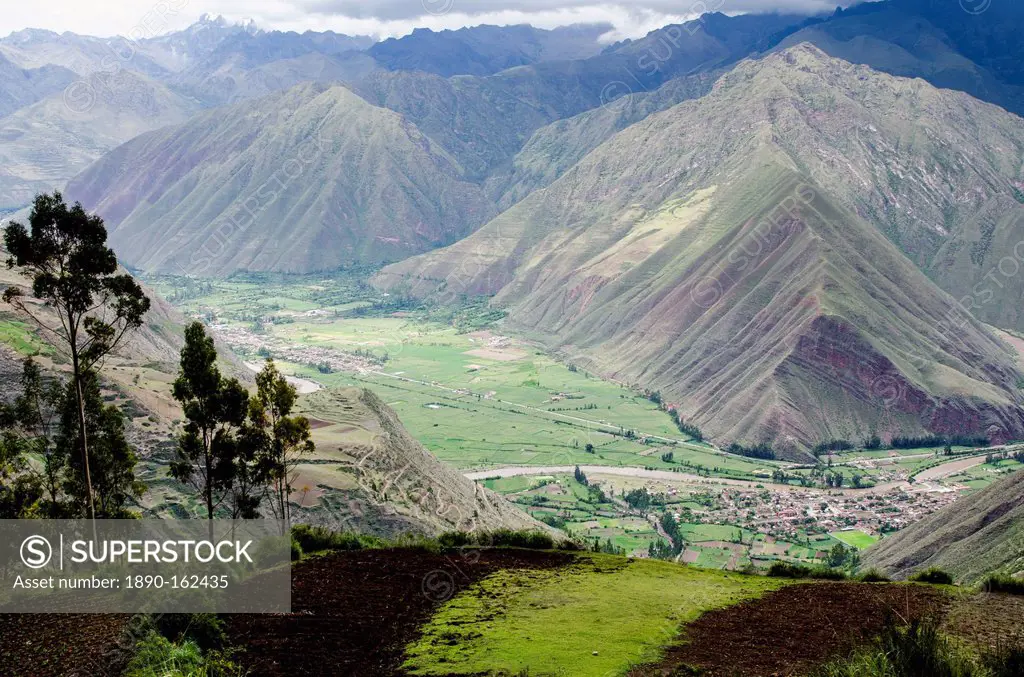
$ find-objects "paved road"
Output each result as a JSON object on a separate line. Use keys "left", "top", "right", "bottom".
{"left": 465, "top": 465, "right": 753, "bottom": 485}
{"left": 245, "top": 361, "right": 321, "bottom": 393}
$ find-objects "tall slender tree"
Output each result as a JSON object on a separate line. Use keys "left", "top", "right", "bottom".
{"left": 3, "top": 193, "right": 150, "bottom": 520}
{"left": 170, "top": 322, "right": 249, "bottom": 531}
{"left": 249, "top": 360, "right": 314, "bottom": 533}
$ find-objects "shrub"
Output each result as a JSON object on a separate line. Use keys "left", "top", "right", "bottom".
{"left": 809, "top": 566, "right": 849, "bottom": 581}
{"left": 389, "top": 532, "right": 443, "bottom": 553}
{"left": 125, "top": 632, "right": 204, "bottom": 677}
{"left": 858, "top": 569, "right": 892, "bottom": 583}
{"left": 981, "top": 575, "right": 1024, "bottom": 596}
{"left": 910, "top": 568, "right": 955, "bottom": 585}
{"left": 437, "top": 531, "right": 474, "bottom": 549}
{"left": 766, "top": 561, "right": 847, "bottom": 580}
{"left": 154, "top": 614, "right": 226, "bottom": 652}
{"left": 290, "top": 539, "right": 304, "bottom": 562}
{"left": 494, "top": 529, "right": 555, "bottom": 550}
{"left": 437, "top": 529, "right": 568, "bottom": 551}
{"left": 812, "top": 616, "right": 1021, "bottom": 677}
{"left": 767, "top": 561, "right": 811, "bottom": 578}
{"left": 290, "top": 524, "right": 384, "bottom": 554}
{"left": 124, "top": 630, "right": 244, "bottom": 677}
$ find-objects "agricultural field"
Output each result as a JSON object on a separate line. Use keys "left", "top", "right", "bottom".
{"left": 402, "top": 552, "right": 787, "bottom": 676}
{"left": 0, "top": 317, "right": 53, "bottom": 355}
{"left": 942, "top": 456, "right": 1024, "bottom": 491}
{"left": 147, "top": 274, "right": 773, "bottom": 473}
{"left": 830, "top": 529, "right": 880, "bottom": 550}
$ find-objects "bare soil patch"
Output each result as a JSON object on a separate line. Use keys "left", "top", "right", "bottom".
{"left": 0, "top": 613, "right": 130, "bottom": 677}
{"left": 943, "top": 592, "right": 1024, "bottom": 650}
{"left": 627, "top": 582, "right": 950, "bottom": 677}
{"left": 464, "top": 347, "right": 528, "bottom": 362}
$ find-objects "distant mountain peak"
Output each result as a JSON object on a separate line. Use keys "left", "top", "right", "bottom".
{"left": 2, "top": 27, "right": 60, "bottom": 43}
{"left": 191, "top": 14, "right": 260, "bottom": 36}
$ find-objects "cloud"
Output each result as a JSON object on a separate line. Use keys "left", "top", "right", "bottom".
{"left": 0, "top": 0, "right": 851, "bottom": 41}
{"left": 301, "top": 0, "right": 845, "bottom": 22}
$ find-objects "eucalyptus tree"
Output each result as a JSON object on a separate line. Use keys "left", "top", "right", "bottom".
{"left": 3, "top": 192, "right": 150, "bottom": 520}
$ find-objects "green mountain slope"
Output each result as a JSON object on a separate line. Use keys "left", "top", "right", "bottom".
{"left": 862, "top": 468, "right": 1024, "bottom": 582}
{"left": 65, "top": 82, "right": 497, "bottom": 275}
{"left": 376, "top": 45, "right": 1024, "bottom": 455}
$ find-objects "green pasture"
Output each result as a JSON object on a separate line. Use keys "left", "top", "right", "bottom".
{"left": 402, "top": 553, "right": 786, "bottom": 676}
{"left": 0, "top": 319, "right": 51, "bottom": 355}
{"left": 830, "top": 529, "right": 879, "bottom": 550}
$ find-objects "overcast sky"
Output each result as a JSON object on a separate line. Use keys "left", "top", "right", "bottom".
{"left": 0, "top": 1, "right": 850, "bottom": 41}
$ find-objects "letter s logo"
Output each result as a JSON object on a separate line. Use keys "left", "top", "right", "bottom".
{"left": 21, "top": 535, "right": 52, "bottom": 569}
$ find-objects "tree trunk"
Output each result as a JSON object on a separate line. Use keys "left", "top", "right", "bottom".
{"left": 279, "top": 473, "right": 286, "bottom": 535}
{"left": 205, "top": 432, "right": 214, "bottom": 542}
{"left": 71, "top": 350, "right": 95, "bottom": 522}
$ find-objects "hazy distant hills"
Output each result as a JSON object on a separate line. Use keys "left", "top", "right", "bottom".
{"left": 0, "top": 16, "right": 380, "bottom": 209}
{"left": 0, "top": 69, "right": 199, "bottom": 209}
{"left": 0, "top": 52, "right": 75, "bottom": 120}
{"left": 368, "top": 24, "right": 610, "bottom": 77}
{"left": 66, "top": 83, "right": 496, "bottom": 274}
{"left": 166, "top": 25, "right": 379, "bottom": 106}
{"left": 376, "top": 45, "right": 1024, "bottom": 454}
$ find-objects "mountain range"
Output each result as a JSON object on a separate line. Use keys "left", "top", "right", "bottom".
{"left": 9, "top": 1, "right": 1024, "bottom": 451}
{"left": 0, "top": 16, "right": 619, "bottom": 209}
{"left": 66, "top": 82, "right": 495, "bottom": 273}
{"left": 375, "top": 45, "right": 1024, "bottom": 455}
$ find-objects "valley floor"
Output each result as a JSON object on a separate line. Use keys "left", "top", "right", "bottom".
{"left": 147, "top": 274, "right": 1024, "bottom": 569}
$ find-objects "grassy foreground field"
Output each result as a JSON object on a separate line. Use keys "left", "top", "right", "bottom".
{"left": 402, "top": 552, "right": 785, "bottom": 676}
{"left": 4, "top": 544, "right": 1021, "bottom": 677}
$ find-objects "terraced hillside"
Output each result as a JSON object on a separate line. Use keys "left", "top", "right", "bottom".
{"left": 376, "top": 45, "right": 1024, "bottom": 455}
{"left": 287, "top": 387, "right": 545, "bottom": 535}
{"left": 863, "top": 468, "right": 1024, "bottom": 582}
